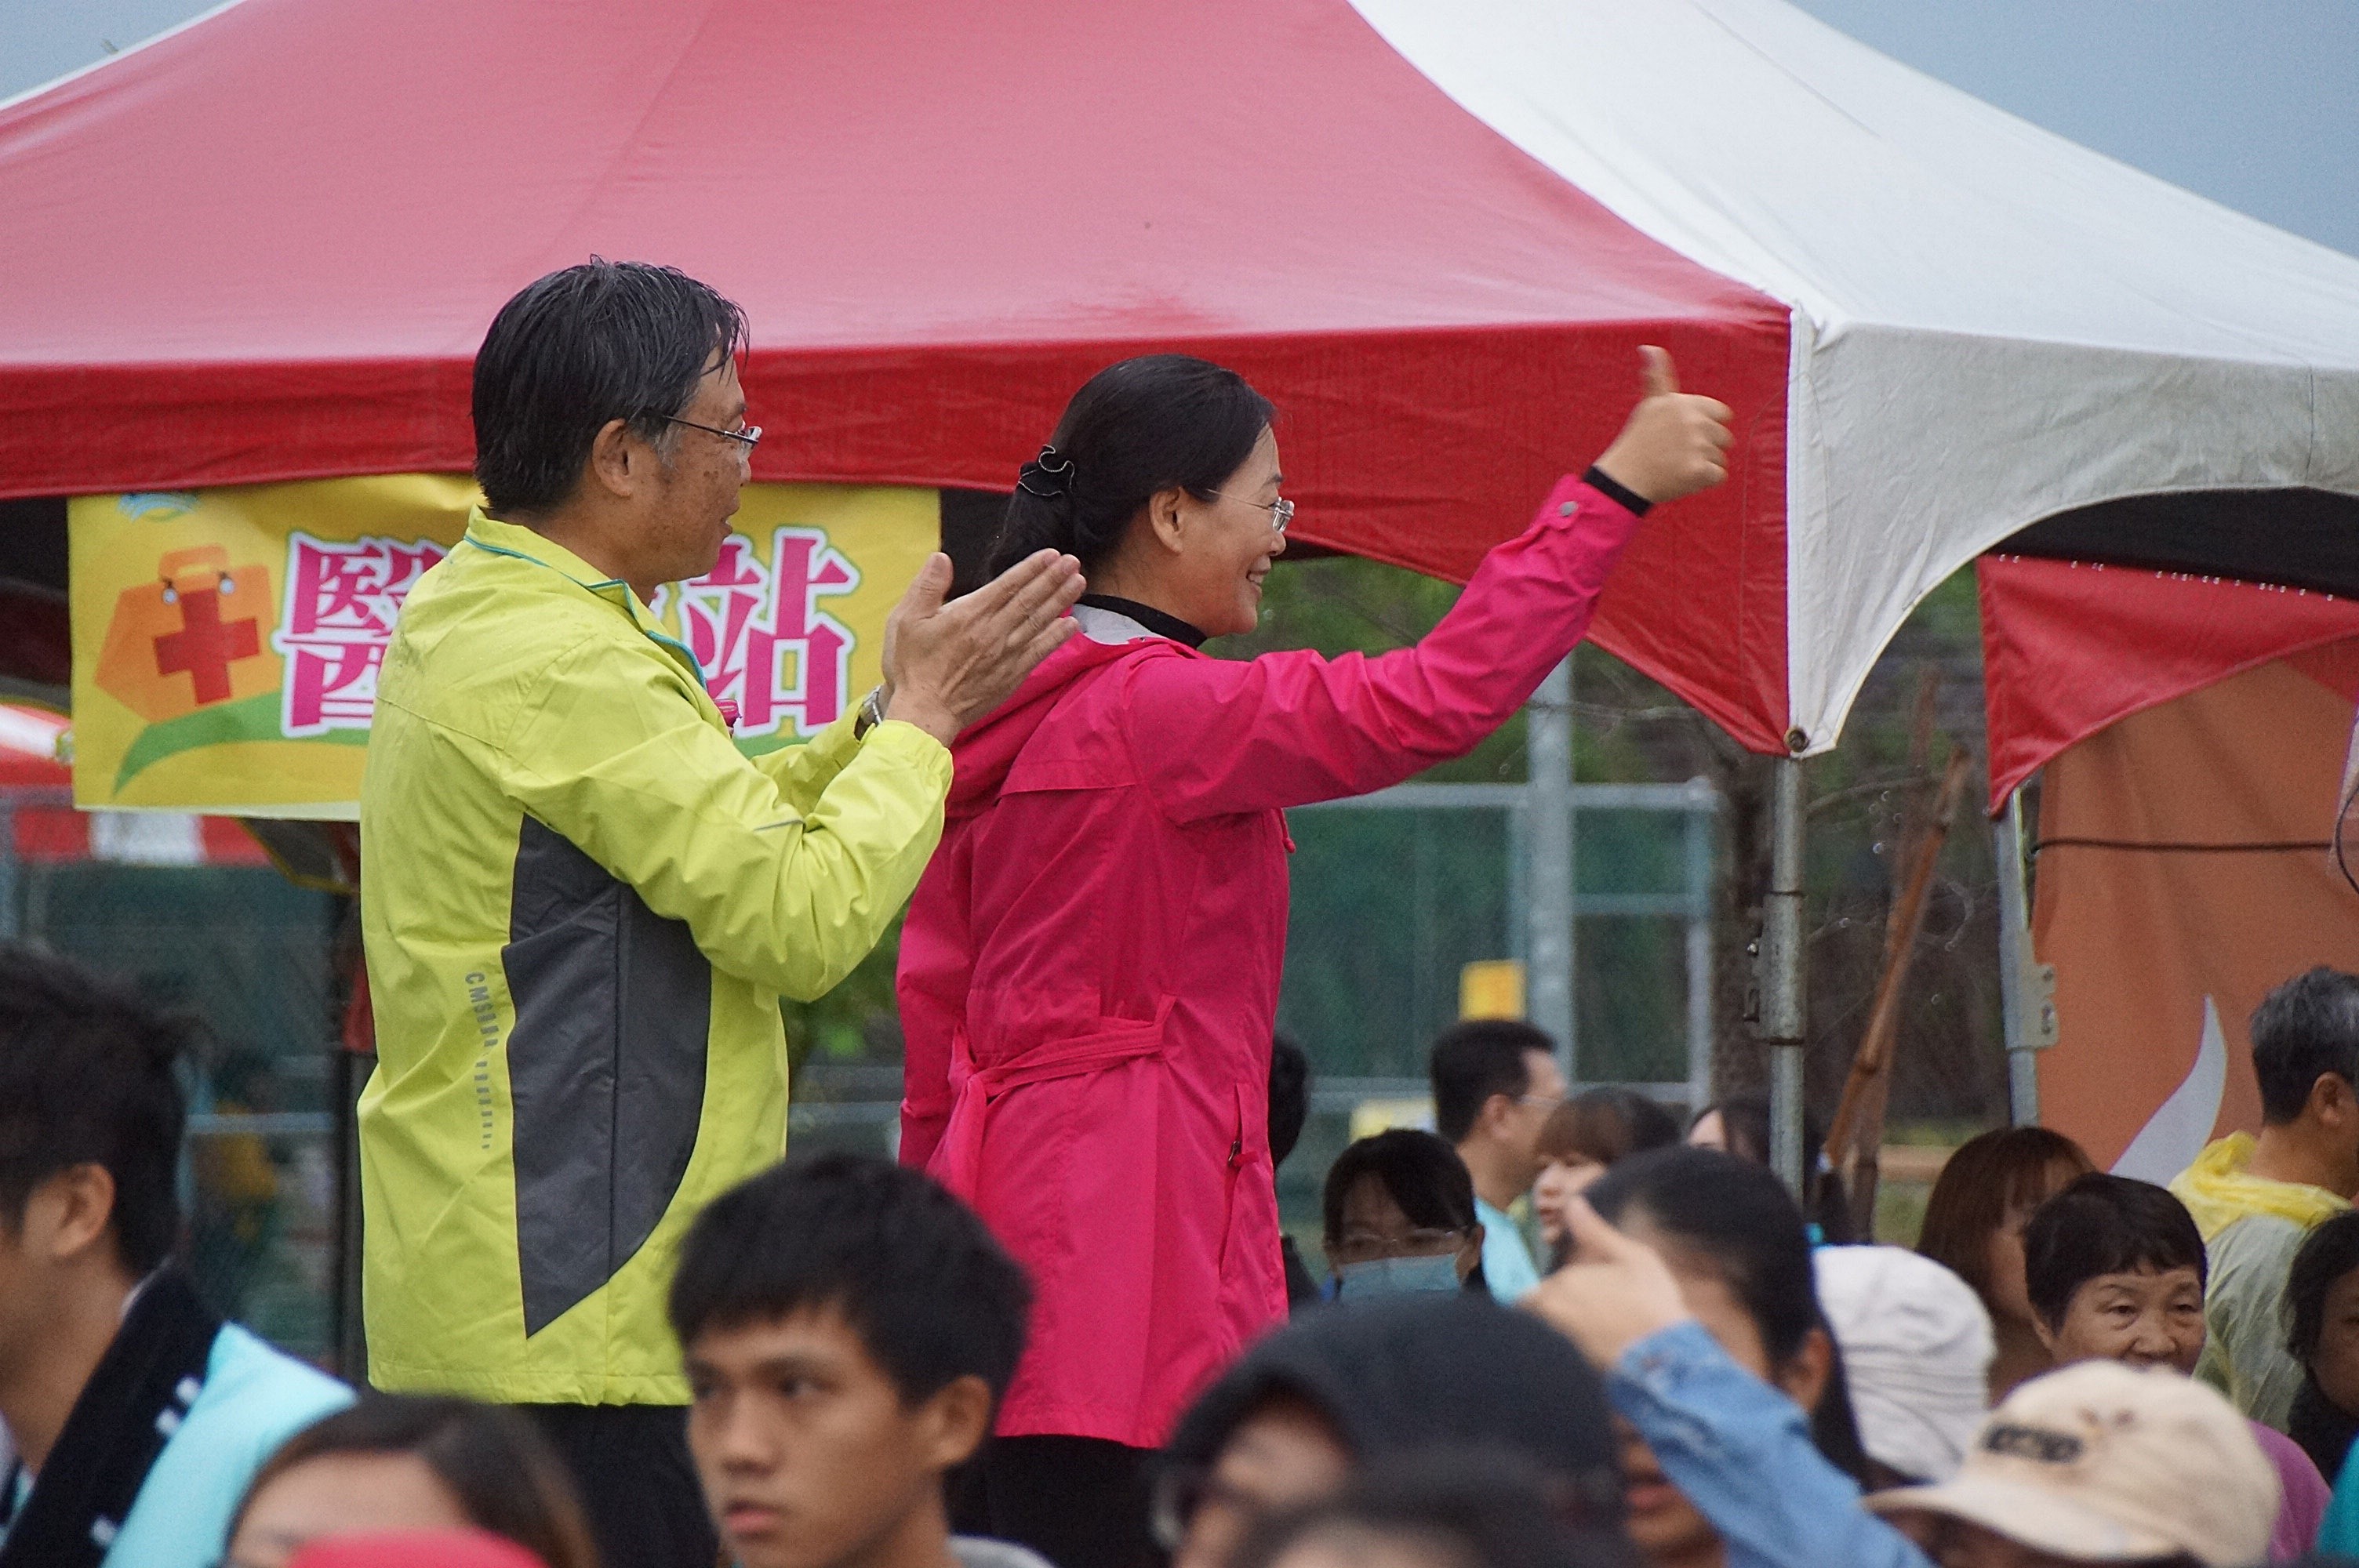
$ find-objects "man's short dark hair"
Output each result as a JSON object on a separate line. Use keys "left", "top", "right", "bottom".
{"left": 2251, "top": 968, "right": 2359, "bottom": 1124}
{"left": 1231, "top": 1450, "right": 1627, "bottom": 1568}
{"left": 472, "top": 260, "right": 751, "bottom": 516}
{"left": 1430, "top": 1021, "right": 1554, "bottom": 1144}
{"left": 1270, "top": 1033, "right": 1310, "bottom": 1171}
{"left": 669, "top": 1152, "right": 1031, "bottom": 1406}
{"left": 0, "top": 943, "right": 191, "bottom": 1274}
{"left": 2022, "top": 1173, "right": 2206, "bottom": 1331}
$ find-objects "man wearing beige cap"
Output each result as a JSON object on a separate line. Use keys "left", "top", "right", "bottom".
{"left": 1869, "top": 1359, "right": 2279, "bottom": 1568}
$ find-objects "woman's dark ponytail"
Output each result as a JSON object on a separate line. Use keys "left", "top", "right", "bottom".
{"left": 988, "top": 354, "right": 1274, "bottom": 577}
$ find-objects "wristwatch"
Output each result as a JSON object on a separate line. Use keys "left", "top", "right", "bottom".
{"left": 853, "top": 686, "right": 888, "bottom": 740}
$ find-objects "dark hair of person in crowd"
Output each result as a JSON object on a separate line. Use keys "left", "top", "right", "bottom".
{"left": 1322, "top": 1128, "right": 1488, "bottom": 1295}
{"left": 471, "top": 258, "right": 751, "bottom": 516}
{"left": 2250, "top": 967, "right": 2359, "bottom": 1123}
{"left": 669, "top": 1150, "right": 1033, "bottom": 1406}
{"left": 1230, "top": 1450, "right": 1618, "bottom": 1568}
{"left": 1537, "top": 1089, "right": 1681, "bottom": 1170}
{"left": 1271, "top": 1033, "right": 1310, "bottom": 1171}
{"left": 0, "top": 943, "right": 191, "bottom": 1275}
{"left": 2284, "top": 1210, "right": 2359, "bottom": 1483}
{"left": 2019, "top": 1172, "right": 2206, "bottom": 1334}
{"left": 228, "top": 1396, "right": 598, "bottom": 1568}
{"left": 1583, "top": 1147, "right": 1872, "bottom": 1485}
{"left": 1430, "top": 1021, "right": 1554, "bottom": 1145}
{"left": 1684, "top": 1095, "right": 1855, "bottom": 1244}
{"left": 985, "top": 353, "right": 1276, "bottom": 576}
{"left": 1159, "top": 1294, "right": 1634, "bottom": 1568}
{"left": 1272, "top": 1034, "right": 1321, "bottom": 1312}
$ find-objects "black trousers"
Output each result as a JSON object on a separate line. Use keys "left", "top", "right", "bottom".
{"left": 522, "top": 1403, "right": 720, "bottom": 1568}
{"left": 951, "top": 1434, "right": 1159, "bottom": 1568}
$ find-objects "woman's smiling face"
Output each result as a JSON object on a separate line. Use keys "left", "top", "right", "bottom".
{"left": 1163, "top": 426, "right": 1288, "bottom": 637}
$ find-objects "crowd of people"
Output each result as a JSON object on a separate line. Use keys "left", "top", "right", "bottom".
{"left": 3, "top": 260, "right": 2356, "bottom": 1568}
{"left": 13, "top": 942, "right": 2359, "bottom": 1568}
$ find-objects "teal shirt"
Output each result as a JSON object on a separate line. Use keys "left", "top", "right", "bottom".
{"left": 1476, "top": 1196, "right": 1541, "bottom": 1302}
{"left": 2320, "top": 1438, "right": 2359, "bottom": 1556}
{"left": 5, "top": 1323, "right": 354, "bottom": 1568}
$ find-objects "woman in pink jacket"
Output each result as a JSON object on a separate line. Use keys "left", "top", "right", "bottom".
{"left": 900, "top": 350, "right": 1730, "bottom": 1568}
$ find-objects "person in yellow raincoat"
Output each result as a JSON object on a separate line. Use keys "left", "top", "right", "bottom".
{"left": 358, "top": 260, "right": 1080, "bottom": 1568}
{"left": 2170, "top": 969, "right": 2359, "bottom": 1432}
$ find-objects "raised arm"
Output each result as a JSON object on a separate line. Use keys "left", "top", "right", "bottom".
{"left": 1526, "top": 1200, "right": 1934, "bottom": 1568}
{"left": 1132, "top": 350, "right": 1731, "bottom": 822}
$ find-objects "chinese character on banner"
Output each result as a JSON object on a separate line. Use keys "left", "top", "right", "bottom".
{"left": 667, "top": 528, "right": 860, "bottom": 739}
{"left": 272, "top": 533, "right": 447, "bottom": 737}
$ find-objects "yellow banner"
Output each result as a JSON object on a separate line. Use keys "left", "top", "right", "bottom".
{"left": 70, "top": 477, "right": 938, "bottom": 818}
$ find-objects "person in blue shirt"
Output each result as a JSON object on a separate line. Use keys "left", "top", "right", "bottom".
{"left": 1430, "top": 1020, "right": 1565, "bottom": 1302}
{"left": 1531, "top": 1148, "right": 2275, "bottom": 1568}
{"left": 0, "top": 945, "right": 351, "bottom": 1568}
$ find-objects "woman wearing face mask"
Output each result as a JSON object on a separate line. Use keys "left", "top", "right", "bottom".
{"left": 1321, "top": 1129, "right": 1488, "bottom": 1300}
{"left": 1576, "top": 1146, "right": 1870, "bottom": 1568}
{"left": 899, "top": 349, "right": 1732, "bottom": 1565}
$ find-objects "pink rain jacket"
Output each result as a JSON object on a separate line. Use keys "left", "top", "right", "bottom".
{"left": 898, "top": 474, "right": 1641, "bottom": 1446}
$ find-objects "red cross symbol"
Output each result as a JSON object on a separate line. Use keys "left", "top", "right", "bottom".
{"left": 153, "top": 585, "right": 261, "bottom": 705}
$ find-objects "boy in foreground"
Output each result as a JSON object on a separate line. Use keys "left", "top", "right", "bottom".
{"left": 669, "top": 1153, "right": 1049, "bottom": 1568}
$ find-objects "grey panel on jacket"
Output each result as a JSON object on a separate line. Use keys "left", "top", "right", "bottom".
{"left": 503, "top": 816, "right": 712, "bottom": 1336}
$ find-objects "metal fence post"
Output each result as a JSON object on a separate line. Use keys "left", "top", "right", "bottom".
{"left": 1996, "top": 786, "right": 2042, "bottom": 1125}
{"left": 1685, "top": 783, "right": 1714, "bottom": 1113}
{"left": 1761, "top": 757, "right": 1808, "bottom": 1192}
{"left": 1527, "top": 658, "right": 1576, "bottom": 1076}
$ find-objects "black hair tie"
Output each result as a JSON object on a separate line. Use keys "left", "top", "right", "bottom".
{"left": 1016, "top": 444, "right": 1076, "bottom": 499}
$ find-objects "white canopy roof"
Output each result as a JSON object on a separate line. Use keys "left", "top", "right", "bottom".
{"left": 1361, "top": 0, "right": 2359, "bottom": 751}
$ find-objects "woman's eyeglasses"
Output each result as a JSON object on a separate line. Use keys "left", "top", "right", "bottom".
{"left": 1212, "top": 492, "right": 1293, "bottom": 534}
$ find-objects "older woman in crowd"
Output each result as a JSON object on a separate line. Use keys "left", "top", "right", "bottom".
{"left": 2019, "top": 1171, "right": 2328, "bottom": 1558}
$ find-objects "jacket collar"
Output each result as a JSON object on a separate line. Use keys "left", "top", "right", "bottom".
{"left": 460, "top": 508, "right": 708, "bottom": 690}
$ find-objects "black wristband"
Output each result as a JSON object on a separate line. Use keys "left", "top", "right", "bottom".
{"left": 1581, "top": 465, "right": 1653, "bottom": 517}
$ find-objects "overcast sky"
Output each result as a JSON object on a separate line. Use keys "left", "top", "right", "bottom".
{"left": 4, "top": 0, "right": 2354, "bottom": 256}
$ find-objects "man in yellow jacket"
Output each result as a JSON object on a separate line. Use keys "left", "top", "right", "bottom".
{"left": 2170, "top": 969, "right": 2359, "bottom": 1432}
{"left": 359, "top": 260, "right": 1080, "bottom": 1568}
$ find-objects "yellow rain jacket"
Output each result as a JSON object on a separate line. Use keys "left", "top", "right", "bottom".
{"left": 2171, "top": 1132, "right": 2350, "bottom": 1428}
{"left": 358, "top": 510, "right": 949, "bottom": 1405}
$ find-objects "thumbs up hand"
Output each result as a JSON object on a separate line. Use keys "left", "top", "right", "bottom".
{"left": 1592, "top": 346, "right": 1734, "bottom": 506}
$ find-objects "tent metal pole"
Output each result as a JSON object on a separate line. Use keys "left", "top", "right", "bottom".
{"left": 1996, "top": 786, "right": 2041, "bottom": 1124}
{"left": 1763, "top": 756, "right": 1808, "bottom": 1193}
{"left": 1527, "top": 658, "right": 1576, "bottom": 1076}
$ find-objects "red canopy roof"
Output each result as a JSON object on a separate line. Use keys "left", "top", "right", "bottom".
{"left": 0, "top": 0, "right": 1794, "bottom": 749}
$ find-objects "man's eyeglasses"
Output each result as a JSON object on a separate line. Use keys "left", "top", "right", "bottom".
{"left": 656, "top": 415, "right": 762, "bottom": 453}
{"left": 1212, "top": 492, "right": 1292, "bottom": 534}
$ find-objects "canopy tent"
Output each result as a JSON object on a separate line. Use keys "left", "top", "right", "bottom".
{"left": 8, "top": 0, "right": 2359, "bottom": 763}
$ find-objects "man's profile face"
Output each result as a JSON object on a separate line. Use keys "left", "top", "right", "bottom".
{"left": 685, "top": 1304, "right": 970, "bottom": 1568}
{"left": 638, "top": 351, "right": 751, "bottom": 591}
{"left": 1509, "top": 1048, "right": 1568, "bottom": 1178}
